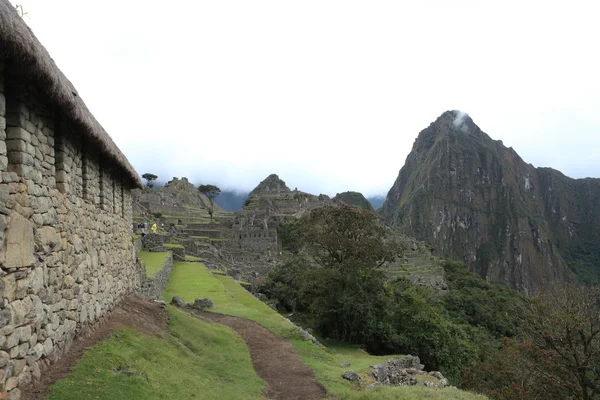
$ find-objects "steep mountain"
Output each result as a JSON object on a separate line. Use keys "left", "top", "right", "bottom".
{"left": 248, "top": 174, "right": 291, "bottom": 198}
{"left": 380, "top": 110, "right": 600, "bottom": 291}
{"left": 215, "top": 190, "right": 249, "bottom": 211}
{"left": 333, "top": 191, "right": 374, "bottom": 211}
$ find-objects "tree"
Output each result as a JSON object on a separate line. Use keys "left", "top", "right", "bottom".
{"left": 521, "top": 284, "right": 600, "bottom": 400}
{"left": 300, "top": 204, "right": 399, "bottom": 270}
{"left": 292, "top": 205, "right": 401, "bottom": 343}
{"left": 198, "top": 184, "right": 221, "bottom": 221}
{"left": 142, "top": 173, "right": 158, "bottom": 188}
{"left": 463, "top": 284, "right": 600, "bottom": 399}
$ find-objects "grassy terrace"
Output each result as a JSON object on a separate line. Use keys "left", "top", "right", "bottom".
{"left": 163, "top": 243, "right": 184, "bottom": 249}
{"left": 46, "top": 308, "right": 265, "bottom": 400}
{"left": 162, "top": 262, "right": 488, "bottom": 400}
{"left": 47, "top": 261, "right": 486, "bottom": 399}
{"left": 137, "top": 250, "right": 171, "bottom": 278}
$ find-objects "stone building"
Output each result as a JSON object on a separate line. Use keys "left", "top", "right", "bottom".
{"left": 0, "top": 2, "right": 142, "bottom": 397}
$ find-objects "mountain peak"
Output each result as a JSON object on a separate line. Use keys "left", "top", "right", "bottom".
{"left": 432, "top": 110, "right": 475, "bottom": 134}
{"left": 248, "top": 174, "right": 291, "bottom": 198}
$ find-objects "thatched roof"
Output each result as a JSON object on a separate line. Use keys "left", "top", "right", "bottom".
{"left": 0, "top": 0, "right": 142, "bottom": 188}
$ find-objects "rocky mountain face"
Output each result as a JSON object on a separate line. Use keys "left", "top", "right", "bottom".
{"left": 380, "top": 111, "right": 600, "bottom": 291}
{"left": 333, "top": 191, "right": 374, "bottom": 211}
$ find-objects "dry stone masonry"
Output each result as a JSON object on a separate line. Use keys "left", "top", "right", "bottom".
{"left": 139, "top": 252, "right": 173, "bottom": 300}
{"left": 0, "top": 4, "right": 143, "bottom": 398}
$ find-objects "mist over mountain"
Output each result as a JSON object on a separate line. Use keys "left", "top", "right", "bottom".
{"left": 367, "top": 195, "right": 386, "bottom": 210}
{"left": 215, "top": 190, "right": 250, "bottom": 212}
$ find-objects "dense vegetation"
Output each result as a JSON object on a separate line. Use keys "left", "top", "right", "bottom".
{"left": 264, "top": 204, "right": 600, "bottom": 398}
{"left": 262, "top": 205, "right": 524, "bottom": 383}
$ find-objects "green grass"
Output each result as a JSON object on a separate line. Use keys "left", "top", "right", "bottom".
{"left": 190, "top": 236, "right": 209, "bottom": 239}
{"left": 185, "top": 255, "right": 203, "bottom": 262}
{"left": 163, "top": 262, "right": 487, "bottom": 399}
{"left": 46, "top": 307, "right": 265, "bottom": 400}
{"left": 137, "top": 250, "right": 171, "bottom": 278}
{"left": 338, "top": 386, "right": 488, "bottom": 400}
{"left": 210, "top": 238, "right": 228, "bottom": 242}
{"left": 163, "top": 243, "right": 184, "bottom": 249}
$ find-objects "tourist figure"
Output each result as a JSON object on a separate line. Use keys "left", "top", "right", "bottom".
{"left": 151, "top": 223, "right": 157, "bottom": 233}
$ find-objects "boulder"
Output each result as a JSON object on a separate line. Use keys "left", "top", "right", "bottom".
{"left": 191, "top": 298, "right": 213, "bottom": 309}
{"left": 170, "top": 296, "right": 186, "bottom": 307}
{"left": 342, "top": 371, "right": 361, "bottom": 382}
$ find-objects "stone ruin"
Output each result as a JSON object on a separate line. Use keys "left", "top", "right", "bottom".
{"left": 0, "top": 4, "right": 145, "bottom": 398}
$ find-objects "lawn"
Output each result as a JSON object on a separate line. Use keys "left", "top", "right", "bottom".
{"left": 163, "top": 261, "right": 488, "bottom": 400}
{"left": 137, "top": 250, "right": 171, "bottom": 278}
{"left": 45, "top": 308, "right": 265, "bottom": 400}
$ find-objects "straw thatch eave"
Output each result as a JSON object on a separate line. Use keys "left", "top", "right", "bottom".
{"left": 0, "top": 0, "right": 142, "bottom": 188}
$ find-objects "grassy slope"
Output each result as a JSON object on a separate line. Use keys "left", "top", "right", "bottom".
{"left": 46, "top": 308, "right": 265, "bottom": 400}
{"left": 137, "top": 250, "right": 171, "bottom": 278}
{"left": 163, "top": 261, "right": 488, "bottom": 400}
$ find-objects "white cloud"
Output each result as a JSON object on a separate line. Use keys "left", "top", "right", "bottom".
{"left": 13, "top": 0, "right": 600, "bottom": 195}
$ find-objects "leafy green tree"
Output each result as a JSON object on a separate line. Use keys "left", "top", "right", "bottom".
{"left": 198, "top": 184, "right": 221, "bottom": 221}
{"left": 300, "top": 204, "right": 399, "bottom": 269}
{"left": 441, "top": 260, "right": 523, "bottom": 338}
{"left": 297, "top": 205, "right": 401, "bottom": 343}
{"left": 141, "top": 173, "right": 158, "bottom": 188}
{"left": 277, "top": 220, "right": 304, "bottom": 254}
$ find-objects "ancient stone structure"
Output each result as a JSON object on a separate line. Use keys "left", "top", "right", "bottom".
{"left": 140, "top": 253, "right": 173, "bottom": 300}
{"left": 0, "top": 3, "right": 142, "bottom": 398}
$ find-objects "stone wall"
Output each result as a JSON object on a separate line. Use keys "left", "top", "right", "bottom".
{"left": 0, "top": 59, "right": 140, "bottom": 398}
{"left": 139, "top": 252, "right": 173, "bottom": 300}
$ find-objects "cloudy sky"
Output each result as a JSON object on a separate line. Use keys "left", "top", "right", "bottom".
{"left": 12, "top": 0, "right": 600, "bottom": 196}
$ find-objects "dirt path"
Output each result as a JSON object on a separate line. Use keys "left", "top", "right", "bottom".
{"left": 191, "top": 309, "right": 328, "bottom": 400}
{"left": 20, "top": 295, "right": 169, "bottom": 400}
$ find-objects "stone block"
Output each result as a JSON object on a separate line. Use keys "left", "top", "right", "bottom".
{"left": 2, "top": 213, "right": 35, "bottom": 269}
{"left": 0, "top": 92, "right": 5, "bottom": 116}
{"left": 0, "top": 141, "right": 6, "bottom": 156}
{"left": 5, "top": 127, "right": 30, "bottom": 143}
{"left": 11, "top": 359, "right": 26, "bottom": 376}
{"left": 4, "top": 376, "right": 18, "bottom": 391}
{"left": 5, "top": 140, "right": 27, "bottom": 153}
{"left": 8, "top": 152, "right": 33, "bottom": 166}
{"left": 6, "top": 388, "right": 21, "bottom": 400}
{"left": 17, "top": 343, "right": 28, "bottom": 358}
{"left": 2, "top": 331, "right": 18, "bottom": 350}
{"left": 0, "top": 351, "right": 8, "bottom": 367}
{"left": 8, "top": 297, "right": 33, "bottom": 326}
{"left": 1, "top": 273, "right": 16, "bottom": 302}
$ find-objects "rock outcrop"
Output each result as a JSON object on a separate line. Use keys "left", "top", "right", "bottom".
{"left": 380, "top": 110, "right": 600, "bottom": 291}
{"left": 370, "top": 356, "right": 449, "bottom": 388}
{"left": 333, "top": 191, "right": 374, "bottom": 211}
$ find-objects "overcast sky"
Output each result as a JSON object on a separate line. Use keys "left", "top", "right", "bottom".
{"left": 12, "top": 0, "right": 600, "bottom": 196}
